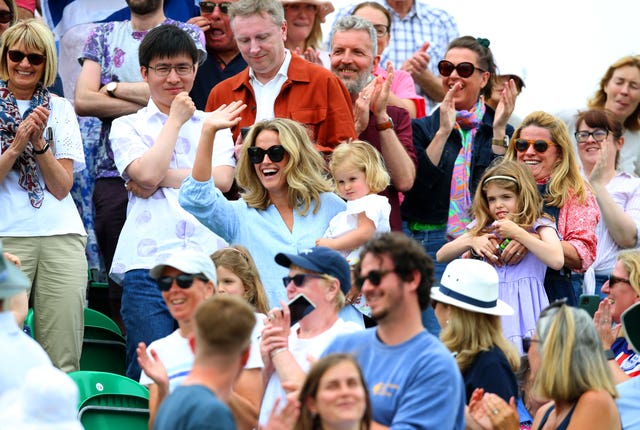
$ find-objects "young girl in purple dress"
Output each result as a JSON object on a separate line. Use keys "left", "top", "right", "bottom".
{"left": 437, "top": 160, "right": 564, "bottom": 353}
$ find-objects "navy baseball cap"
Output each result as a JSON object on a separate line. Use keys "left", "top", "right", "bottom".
{"left": 275, "top": 247, "right": 351, "bottom": 295}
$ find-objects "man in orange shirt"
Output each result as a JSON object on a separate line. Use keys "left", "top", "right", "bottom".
{"left": 205, "top": 0, "right": 356, "bottom": 154}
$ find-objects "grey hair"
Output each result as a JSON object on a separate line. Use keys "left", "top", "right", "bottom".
{"left": 331, "top": 15, "right": 377, "bottom": 58}
{"left": 229, "top": 0, "right": 285, "bottom": 27}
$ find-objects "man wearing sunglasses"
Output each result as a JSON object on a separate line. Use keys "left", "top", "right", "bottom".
{"left": 187, "top": 1, "right": 247, "bottom": 110}
{"left": 205, "top": 0, "right": 356, "bottom": 154}
{"left": 258, "top": 246, "right": 362, "bottom": 425}
{"left": 74, "top": 0, "right": 206, "bottom": 337}
{"left": 323, "top": 233, "right": 466, "bottom": 430}
{"left": 329, "top": 16, "right": 416, "bottom": 232}
{"left": 107, "top": 24, "right": 234, "bottom": 381}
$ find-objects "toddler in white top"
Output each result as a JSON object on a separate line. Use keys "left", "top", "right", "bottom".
{"left": 318, "top": 141, "right": 391, "bottom": 316}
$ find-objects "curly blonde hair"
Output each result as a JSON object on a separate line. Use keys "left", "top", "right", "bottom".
{"left": 329, "top": 140, "right": 390, "bottom": 194}
{"left": 505, "top": 111, "right": 589, "bottom": 207}
{"left": 236, "top": 118, "right": 333, "bottom": 215}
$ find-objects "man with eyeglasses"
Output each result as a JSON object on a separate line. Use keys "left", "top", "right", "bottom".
{"left": 258, "top": 246, "right": 362, "bottom": 425}
{"left": 323, "top": 232, "right": 466, "bottom": 430}
{"left": 106, "top": 24, "right": 234, "bottom": 381}
{"left": 74, "top": 0, "right": 205, "bottom": 340}
{"left": 329, "top": 15, "right": 416, "bottom": 232}
{"left": 187, "top": 1, "right": 247, "bottom": 110}
{"left": 205, "top": 0, "right": 356, "bottom": 154}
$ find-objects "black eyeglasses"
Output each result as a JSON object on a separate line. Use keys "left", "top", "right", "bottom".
{"left": 0, "top": 10, "right": 13, "bottom": 24}
{"left": 372, "top": 24, "right": 389, "bottom": 37}
{"left": 575, "top": 129, "right": 609, "bottom": 143}
{"left": 8, "top": 50, "right": 45, "bottom": 66}
{"left": 147, "top": 64, "right": 194, "bottom": 77}
{"left": 608, "top": 274, "right": 630, "bottom": 287}
{"left": 248, "top": 145, "right": 286, "bottom": 164}
{"left": 157, "top": 273, "right": 208, "bottom": 291}
{"left": 354, "top": 269, "right": 394, "bottom": 289}
{"left": 200, "top": 1, "right": 231, "bottom": 14}
{"left": 282, "top": 273, "right": 327, "bottom": 288}
{"left": 514, "top": 138, "right": 555, "bottom": 153}
{"left": 437, "top": 60, "right": 486, "bottom": 78}
{"left": 521, "top": 336, "right": 540, "bottom": 354}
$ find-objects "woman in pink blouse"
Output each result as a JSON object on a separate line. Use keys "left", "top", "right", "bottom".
{"left": 505, "top": 111, "right": 599, "bottom": 306}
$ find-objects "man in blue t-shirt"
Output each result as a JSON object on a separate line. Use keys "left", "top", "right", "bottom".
{"left": 323, "top": 232, "right": 466, "bottom": 430}
{"left": 153, "top": 295, "right": 256, "bottom": 430}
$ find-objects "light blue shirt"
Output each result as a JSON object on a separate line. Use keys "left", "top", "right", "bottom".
{"left": 617, "top": 377, "right": 640, "bottom": 430}
{"left": 179, "top": 176, "right": 346, "bottom": 307}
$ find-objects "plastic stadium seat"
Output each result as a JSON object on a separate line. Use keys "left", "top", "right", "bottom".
{"left": 81, "top": 308, "right": 127, "bottom": 375}
{"left": 69, "top": 370, "right": 149, "bottom": 430}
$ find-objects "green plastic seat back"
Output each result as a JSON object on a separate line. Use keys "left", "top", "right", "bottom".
{"left": 69, "top": 371, "right": 149, "bottom": 430}
{"left": 80, "top": 309, "right": 127, "bottom": 375}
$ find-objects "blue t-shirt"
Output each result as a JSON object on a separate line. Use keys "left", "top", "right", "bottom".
{"left": 323, "top": 328, "right": 466, "bottom": 430}
{"left": 153, "top": 384, "right": 236, "bottom": 430}
{"left": 617, "top": 377, "right": 640, "bottom": 430}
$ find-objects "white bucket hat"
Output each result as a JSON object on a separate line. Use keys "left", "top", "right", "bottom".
{"left": 431, "top": 259, "right": 513, "bottom": 316}
{"left": 149, "top": 248, "right": 217, "bottom": 284}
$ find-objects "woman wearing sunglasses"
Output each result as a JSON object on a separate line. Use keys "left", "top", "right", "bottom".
{"left": 574, "top": 109, "right": 640, "bottom": 298}
{"left": 505, "top": 111, "right": 599, "bottom": 306}
{"left": 0, "top": 20, "right": 87, "bottom": 372}
{"left": 467, "top": 301, "right": 621, "bottom": 430}
{"left": 594, "top": 249, "right": 640, "bottom": 384}
{"left": 180, "top": 117, "right": 345, "bottom": 309}
{"left": 400, "top": 35, "right": 517, "bottom": 333}
{"left": 0, "top": 0, "right": 16, "bottom": 35}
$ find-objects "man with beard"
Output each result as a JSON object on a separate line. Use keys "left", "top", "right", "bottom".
{"left": 188, "top": 1, "right": 247, "bottom": 110}
{"left": 205, "top": 0, "right": 356, "bottom": 154}
{"left": 329, "top": 15, "right": 415, "bottom": 231}
{"left": 323, "top": 233, "right": 466, "bottom": 430}
{"left": 74, "top": 0, "right": 205, "bottom": 338}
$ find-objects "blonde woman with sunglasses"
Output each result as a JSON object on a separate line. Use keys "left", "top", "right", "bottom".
{"left": 505, "top": 111, "right": 599, "bottom": 307}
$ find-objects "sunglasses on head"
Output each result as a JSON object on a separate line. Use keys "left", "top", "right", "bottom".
{"left": 199, "top": 1, "right": 231, "bottom": 14}
{"left": 248, "top": 145, "right": 285, "bottom": 164}
{"left": 157, "top": 273, "right": 208, "bottom": 292}
{"left": 282, "top": 273, "right": 327, "bottom": 288}
{"left": 437, "top": 60, "right": 485, "bottom": 78}
{"left": 608, "top": 274, "right": 630, "bottom": 287}
{"left": 514, "top": 138, "right": 554, "bottom": 153}
{"left": 8, "top": 50, "right": 45, "bottom": 66}
{"left": 0, "top": 10, "right": 13, "bottom": 24}
{"left": 354, "top": 269, "right": 395, "bottom": 289}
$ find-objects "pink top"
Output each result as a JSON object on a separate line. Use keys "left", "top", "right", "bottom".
{"left": 16, "top": 0, "right": 36, "bottom": 13}
{"left": 557, "top": 188, "right": 600, "bottom": 273}
{"left": 374, "top": 65, "right": 426, "bottom": 118}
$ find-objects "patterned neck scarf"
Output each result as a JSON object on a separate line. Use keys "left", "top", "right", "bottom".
{"left": 446, "top": 98, "right": 485, "bottom": 240}
{"left": 0, "top": 80, "right": 51, "bottom": 208}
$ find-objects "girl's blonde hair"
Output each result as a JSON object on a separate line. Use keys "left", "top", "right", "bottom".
{"left": 505, "top": 111, "right": 589, "bottom": 207}
{"left": 210, "top": 245, "right": 270, "bottom": 315}
{"left": 439, "top": 304, "right": 520, "bottom": 373}
{"left": 237, "top": 118, "right": 332, "bottom": 215}
{"left": 329, "top": 140, "right": 390, "bottom": 194}
{"left": 470, "top": 159, "right": 550, "bottom": 235}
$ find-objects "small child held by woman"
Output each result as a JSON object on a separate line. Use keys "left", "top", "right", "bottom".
{"left": 316, "top": 140, "right": 391, "bottom": 263}
{"left": 436, "top": 159, "right": 564, "bottom": 353}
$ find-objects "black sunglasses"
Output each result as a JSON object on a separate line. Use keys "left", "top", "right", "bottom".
{"left": 157, "top": 273, "right": 208, "bottom": 291}
{"left": 199, "top": 1, "right": 231, "bottom": 14}
{"left": 0, "top": 10, "right": 13, "bottom": 24}
{"left": 282, "top": 273, "right": 327, "bottom": 288}
{"left": 608, "top": 274, "right": 630, "bottom": 287}
{"left": 354, "top": 269, "right": 394, "bottom": 289}
{"left": 248, "top": 145, "right": 286, "bottom": 164}
{"left": 8, "top": 50, "right": 46, "bottom": 66}
{"left": 514, "top": 138, "right": 554, "bottom": 153}
{"left": 438, "top": 60, "right": 485, "bottom": 78}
